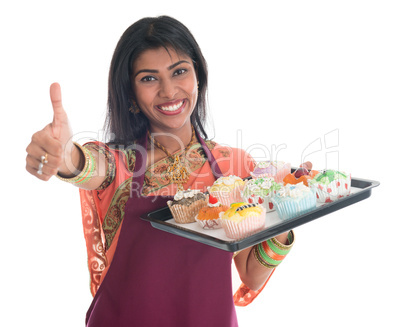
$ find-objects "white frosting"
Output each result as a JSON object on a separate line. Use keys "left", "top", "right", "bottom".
{"left": 256, "top": 161, "right": 285, "bottom": 169}
{"left": 184, "top": 190, "right": 194, "bottom": 198}
{"left": 173, "top": 188, "right": 200, "bottom": 201}
{"left": 256, "top": 161, "right": 271, "bottom": 168}
{"left": 276, "top": 182, "right": 311, "bottom": 198}
{"left": 174, "top": 191, "right": 184, "bottom": 201}
{"left": 243, "top": 177, "right": 279, "bottom": 197}
{"left": 208, "top": 201, "right": 221, "bottom": 208}
{"left": 214, "top": 175, "right": 243, "bottom": 186}
{"left": 257, "top": 178, "right": 273, "bottom": 190}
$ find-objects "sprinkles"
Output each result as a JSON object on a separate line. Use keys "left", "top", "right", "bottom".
{"left": 235, "top": 203, "right": 258, "bottom": 212}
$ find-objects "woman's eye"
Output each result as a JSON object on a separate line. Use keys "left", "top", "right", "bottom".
{"left": 174, "top": 68, "right": 187, "bottom": 76}
{"left": 140, "top": 76, "right": 156, "bottom": 82}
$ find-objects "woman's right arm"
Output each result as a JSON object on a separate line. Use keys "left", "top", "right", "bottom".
{"left": 25, "top": 83, "right": 107, "bottom": 191}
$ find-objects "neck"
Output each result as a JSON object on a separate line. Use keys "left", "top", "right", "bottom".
{"left": 149, "top": 124, "right": 193, "bottom": 154}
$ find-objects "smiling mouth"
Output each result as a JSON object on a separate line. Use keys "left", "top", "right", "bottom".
{"left": 157, "top": 100, "right": 185, "bottom": 112}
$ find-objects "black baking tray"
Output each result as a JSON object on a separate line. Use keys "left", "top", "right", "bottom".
{"left": 141, "top": 176, "right": 379, "bottom": 252}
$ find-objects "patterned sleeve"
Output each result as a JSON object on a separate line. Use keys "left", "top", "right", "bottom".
{"left": 83, "top": 142, "right": 117, "bottom": 191}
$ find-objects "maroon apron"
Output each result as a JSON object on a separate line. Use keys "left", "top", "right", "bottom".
{"left": 86, "top": 132, "right": 238, "bottom": 327}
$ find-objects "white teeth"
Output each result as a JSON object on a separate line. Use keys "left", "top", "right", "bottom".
{"left": 159, "top": 101, "right": 183, "bottom": 111}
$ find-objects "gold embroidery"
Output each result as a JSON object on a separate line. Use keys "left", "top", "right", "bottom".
{"left": 82, "top": 139, "right": 219, "bottom": 296}
{"left": 84, "top": 143, "right": 116, "bottom": 191}
{"left": 102, "top": 140, "right": 217, "bottom": 248}
{"left": 102, "top": 178, "right": 132, "bottom": 250}
{"left": 80, "top": 189, "right": 107, "bottom": 296}
{"left": 121, "top": 146, "right": 136, "bottom": 172}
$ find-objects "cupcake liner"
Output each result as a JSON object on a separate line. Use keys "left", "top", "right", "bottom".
{"left": 311, "top": 174, "right": 352, "bottom": 203}
{"left": 220, "top": 208, "right": 266, "bottom": 240}
{"left": 209, "top": 184, "right": 245, "bottom": 207}
{"left": 195, "top": 214, "right": 222, "bottom": 229}
{"left": 242, "top": 195, "right": 275, "bottom": 212}
{"left": 167, "top": 198, "right": 209, "bottom": 224}
{"left": 272, "top": 190, "right": 316, "bottom": 220}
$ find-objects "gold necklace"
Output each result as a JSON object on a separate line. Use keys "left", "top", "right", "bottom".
{"left": 148, "top": 126, "right": 196, "bottom": 191}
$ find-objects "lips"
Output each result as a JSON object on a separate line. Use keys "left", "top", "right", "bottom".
{"left": 155, "top": 99, "right": 186, "bottom": 115}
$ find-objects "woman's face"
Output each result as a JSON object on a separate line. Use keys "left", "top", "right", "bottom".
{"left": 132, "top": 46, "right": 198, "bottom": 133}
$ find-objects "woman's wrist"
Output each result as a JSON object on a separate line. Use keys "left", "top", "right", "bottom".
{"left": 253, "top": 230, "right": 295, "bottom": 269}
{"left": 57, "top": 142, "right": 96, "bottom": 184}
{"left": 274, "top": 231, "right": 290, "bottom": 245}
{"left": 57, "top": 142, "right": 84, "bottom": 178}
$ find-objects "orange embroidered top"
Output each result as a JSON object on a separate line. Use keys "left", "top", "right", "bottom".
{"left": 79, "top": 139, "right": 272, "bottom": 307}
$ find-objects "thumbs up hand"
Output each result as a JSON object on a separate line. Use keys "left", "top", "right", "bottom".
{"left": 26, "top": 83, "right": 78, "bottom": 181}
{"left": 50, "top": 83, "right": 72, "bottom": 142}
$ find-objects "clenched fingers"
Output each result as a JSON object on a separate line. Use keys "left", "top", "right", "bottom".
{"left": 26, "top": 125, "right": 65, "bottom": 180}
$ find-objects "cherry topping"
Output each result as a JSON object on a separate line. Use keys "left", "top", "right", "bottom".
{"left": 209, "top": 194, "right": 218, "bottom": 204}
{"left": 294, "top": 168, "right": 309, "bottom": 178}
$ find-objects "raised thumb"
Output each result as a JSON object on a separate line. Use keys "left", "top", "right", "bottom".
{"left": 50, "top": 82, "right": 66, "bottom": 139}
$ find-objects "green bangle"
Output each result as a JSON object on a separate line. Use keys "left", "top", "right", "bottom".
{"left": 257, "top": 243, "right": 283, "bottom": 266}
{"left": 253, "top": 246, "right": 278, "bottom": 269}
{"left": 253, "top": 230, "right": 295, "bottom": 269}
{"left": 56, "top": 142, "right": 96, "bottom": 185}
{"left": 267, "top": 230, "right": 295, "bottom": 256}
{"left": 76, "top": 150, "right": 96, "bottom": 184}
{"left": 266, "top": 238, "right": 291, "bottom": 256}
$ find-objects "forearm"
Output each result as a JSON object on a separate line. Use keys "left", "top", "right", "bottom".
{"left": 234, "top": 247, "right": 274, "bottom": 291}
{"left": 57, "top": 143, "right": 108, "bottom": 190}
{"left": 234, "top": 231, "right": 293, "bottom": 291}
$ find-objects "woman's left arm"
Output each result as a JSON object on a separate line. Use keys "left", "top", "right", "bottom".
{"left": 217, "top": 146, "right": 298, "bottom": 290}
{"left": 234, "top": 231, "right": 290, "bottom": 291}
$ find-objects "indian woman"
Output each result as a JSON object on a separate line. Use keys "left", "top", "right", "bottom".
{"left": 25, "top": 16, "right": 294, "bottom": 326}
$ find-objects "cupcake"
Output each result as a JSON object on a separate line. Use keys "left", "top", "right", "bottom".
{"left": 272, "top": 183, "right": 317, "bottom": 220}
{"left": 283, "top": 167, "right": 319, "bottom": 187}
{"left": 241, "top": 177, "right": 281, "bottom": 212}
{"left": 251, "top": 161, "right": 291, "bottom": 183}
{"left": 220, "top": 202, "right": 266, "bottom": 240}
{"left": 195, "top": 195, "right": 228, "bottom": 229}
{"left": 208, "top": 175, "right": 245, "bottom": 207}
{"left": 309, "top": 170, "right": 351, "bottom": 203}
{"left": 167, "top": 189, "right": 209, "bottom": 224}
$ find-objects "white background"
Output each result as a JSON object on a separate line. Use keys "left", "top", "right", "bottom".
{"left": 1, "top": 1, "right": 401, "bottom": 326}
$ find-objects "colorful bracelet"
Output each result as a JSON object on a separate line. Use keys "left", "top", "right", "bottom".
{"left": 253, "top": 230, "right": 295, "bottom": 269}
{"left": 56, "top": 142, "right": 96, "bottom": 185}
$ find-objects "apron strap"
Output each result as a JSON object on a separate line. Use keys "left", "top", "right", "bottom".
{"left": 133, "top": 132, "right": 148, "bottom": 176}
{"left": 195, "top": 129, "right": 224, "bottom": 179}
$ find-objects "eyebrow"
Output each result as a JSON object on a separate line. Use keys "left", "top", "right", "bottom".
{"left": 134, "top": 60, "right": 191, "bottom": 78}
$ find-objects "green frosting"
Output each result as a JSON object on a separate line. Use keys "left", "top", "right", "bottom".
{"left": 243, "top": 178, "right": 281, "bottom": 198}
{"left": 310, "top": 170, "right": 348, "bottom": 185}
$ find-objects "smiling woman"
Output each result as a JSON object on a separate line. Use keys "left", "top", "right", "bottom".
{"left": 105, "top": 16, "right": 209, "bottom": 147}
{"left": 25, "top": 15, "right": 292, "bottom": 327}
{"left": 132, "top": 47, "right": 198, "bottom": 143}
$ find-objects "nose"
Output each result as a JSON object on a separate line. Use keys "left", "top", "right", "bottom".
{"left": 159, "top": 80, "right": 177, "bottom": 99}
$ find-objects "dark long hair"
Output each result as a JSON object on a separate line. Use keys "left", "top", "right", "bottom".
{"left": 105, "top": 16, "right": 209, "bottom": 145}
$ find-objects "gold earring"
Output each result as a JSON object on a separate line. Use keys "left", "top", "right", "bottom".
{"left": 129, "top": 100, "right": 141, "bottom": 114}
